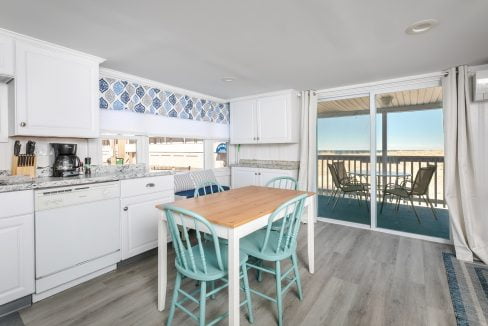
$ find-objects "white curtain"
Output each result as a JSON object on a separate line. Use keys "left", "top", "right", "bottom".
{"left": 443, "top": 65, "right": 488, "bottom": 264}
{"left": 298, "top": 90, "right": 318, "bottom": 193}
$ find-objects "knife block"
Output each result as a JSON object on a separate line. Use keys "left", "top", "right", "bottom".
{"left": 12, "top": 155, "right": 37, "bottom": 177}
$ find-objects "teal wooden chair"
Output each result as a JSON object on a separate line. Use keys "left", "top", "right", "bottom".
{"left": 240, "top": 194, "right": 307, "bottom": 326}
{"left": 194, "top": 180, "right": 226, "bottom": 243}
{"left": 193, "top": 180, "right": 225, "bottom": 198}
{"left": 264, "top": 176, "right": 298, "bottom": 232}
{"left": 265, "top": 176, "right": 298, "bottom": 191}
{"left": 164, "top": 205, "right": 253, "bottom": 326}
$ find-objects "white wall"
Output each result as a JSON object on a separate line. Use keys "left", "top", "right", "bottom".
{"left": 0, "top": 137, "right": 89, "bottom": 171}
{"left": 228, "top": 143, "right": 299, "bottom": 164}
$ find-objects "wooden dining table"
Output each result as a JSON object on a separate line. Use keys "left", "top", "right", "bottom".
{"left": 156, "top": 186, "right": 316, "bottom": 326}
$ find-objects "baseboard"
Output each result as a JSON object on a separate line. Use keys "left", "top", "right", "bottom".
{"left": 118, "top": 248, "right": 157, "bottom": 268}
{"left": 0, "top": 295, "right": 31, "bottom": 318}
{"left": 33, "top": 265, "right": 117, "bottom": 302}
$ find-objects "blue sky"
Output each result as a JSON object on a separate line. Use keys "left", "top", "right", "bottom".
{"left": 317, "top": 108, "right": 444, "bottom": 151}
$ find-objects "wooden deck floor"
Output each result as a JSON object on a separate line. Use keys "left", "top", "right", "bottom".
{"left": 18, "top": 222, "right": 456, "bottom": 326}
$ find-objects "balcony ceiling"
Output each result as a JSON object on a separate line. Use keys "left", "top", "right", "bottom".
{"left": 318, "top": 86, "right": 443, "bottom": 117}
{"left": 0, "top": 1, "right": 487, "bottom": 98}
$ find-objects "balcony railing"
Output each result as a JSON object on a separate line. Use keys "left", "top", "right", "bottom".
{"left": 317, "top": 154, "right": 446, "bottom": 207}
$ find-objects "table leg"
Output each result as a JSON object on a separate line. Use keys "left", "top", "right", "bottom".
{"left": 228, "top": 228, "right": 240, "bottom": 326}
{"left": 158, "top": 215, "right": 168, "bottom": 311}
{"left": 307, "top": 195, "right": 316, "bottom": 274}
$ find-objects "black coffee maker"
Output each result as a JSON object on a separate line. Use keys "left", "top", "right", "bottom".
{"left": 52, "top": 143, "right": 82, "bottom": 177}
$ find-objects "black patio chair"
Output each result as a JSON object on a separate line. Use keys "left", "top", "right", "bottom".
{"left": 380, "top": 165, "right": 438, "bottom": 223}
{"left": 328, "top": 163, "right": 369, "bottom": 211}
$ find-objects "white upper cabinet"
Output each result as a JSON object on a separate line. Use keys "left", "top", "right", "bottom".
{"left": 230, "top": 90, "right": 299, "bottom": 144}
{"left": 256, "top": 95, "right": 292, "bottom": 143}
{"left": 0, "top": 84, "right": 8, "bottom": 142}
{"left": 0, "top": 34, "right": 14, "bottom": 76}
{"left": 10, "top": 40, "right": 103, "bottom": 138}
{"left": 230, "top": 99, "right": 257, "bottom": 144}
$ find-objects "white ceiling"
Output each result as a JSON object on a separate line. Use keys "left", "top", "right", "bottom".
{"left": 0, "top": 0, "right": 487, "bottom": 99}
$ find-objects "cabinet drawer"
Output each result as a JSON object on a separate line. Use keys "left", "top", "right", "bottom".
{"left": 120, "top": 175, "right": 174, "bottom": 198}
{"left": 0, "top": 190, "right": 34, "bottom": 219}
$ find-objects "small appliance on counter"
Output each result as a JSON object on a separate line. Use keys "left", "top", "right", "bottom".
{"left": 52, "top": 143, "right": 82, "bottom": 177}
{"left": 11, "top": 140, "right": 37, "bottom": 177}
{"left": 84, "top": 157, "right": 91, "bottom": 175}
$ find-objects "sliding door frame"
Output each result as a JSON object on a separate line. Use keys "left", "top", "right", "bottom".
{"left": 316, "top": 72, "right": 452, "bottom": 244}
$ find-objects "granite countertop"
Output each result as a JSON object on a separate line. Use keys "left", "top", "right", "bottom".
{"left": 230, "top": 159, "right": 300, "bottom": 170}
{"left": 0, "top": 165, "right": 174, "bottom": 193}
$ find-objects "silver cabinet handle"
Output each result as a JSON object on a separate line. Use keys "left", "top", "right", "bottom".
{"left": 123, "top": 207, "right": 128, "bottom": 211}
{"left": 257, "top": 137, "right": 260, "bottom": 141}
{"left": 146, "top": 183, "right": 155, "bottom": 188}
{"left": 20, "top": 122, "right": 26, "bottom": 127}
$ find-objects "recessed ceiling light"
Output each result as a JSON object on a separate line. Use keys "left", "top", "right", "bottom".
{"left": 405, "top": 19, "right": 438, "bottom": 35}
{"left": 222, "top": 77, "right": 234, "bottom": 82}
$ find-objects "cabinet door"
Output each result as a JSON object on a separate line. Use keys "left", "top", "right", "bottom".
{"left": 230, "top": 99, "right": 257, "bottom": 144}
{"left": 121, "top": 191, "right": 174, "bottom": 260}
{"left": 231, "top": 167, "right": 258, "bottom": 188}
{"left": 256, "top": 94, "right": 291, "bottom": 143}
{"left": 258, "top": 169, "right": 297, "bottom": 187}
{"left": 0, "top": 84, "right": 7, "bottom": 143}
{"left": 14, "top": 41, "right": 99, "bottom": 138}
{"left": 0, "top": 34, "right": 14, "bottom": 76}
{"left": 0, "top": 214, "right": 34, "bottom": 305}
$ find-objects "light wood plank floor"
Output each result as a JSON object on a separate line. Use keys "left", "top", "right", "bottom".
{"left": 18, "top": 223, "right": 456, "bottom": 326}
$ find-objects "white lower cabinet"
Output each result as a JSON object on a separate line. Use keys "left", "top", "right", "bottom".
{"left": 120, "top": 175, "right": 174, "bottom": 260}
{"left": 231, "top": 167, "right": 298, "bottom": 188}
{"left": 231, "top": 167, "right": 259, "bottom": 188}
{"left": 0, "top": 191, "right": 34, "bottom": 305}
{"left": 258, "top": 169, "right": 296, "bottom": 186}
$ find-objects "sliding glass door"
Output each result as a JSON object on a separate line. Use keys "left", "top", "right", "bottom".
{"left": 317, "top": 95, "right": 371, "bottom": 225}
{"left": 317, "top": 80, "right": 450, "bottom": 240}
{"left": 374, "top": 87, "right": 449, "bottom": 239}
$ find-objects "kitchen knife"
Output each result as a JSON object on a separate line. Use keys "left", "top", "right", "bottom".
{"left": 26, "top": 140, "right": 36, "bottom": 155}
{"left": 14, "top": 140, "right": 21, "bottom": 156}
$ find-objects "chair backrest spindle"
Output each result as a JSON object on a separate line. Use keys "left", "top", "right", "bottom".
{"left": 164, "top": 205, "right": 224, "bottom": 276}
{"left": 265, "top": 176, "right": 298, "bottom": 190}
{"left": 194, "top": 180, "right": 225, "bottom": 198}
{"left": 259, "top": 194, "right": 307, "bottom": 257}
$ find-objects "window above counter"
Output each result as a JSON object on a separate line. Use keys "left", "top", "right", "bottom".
{"left": 95, "top": 134, "right": 228, "bottom": 172}
{"left": 149, "top": 137, "right": 204, "bottom": 172}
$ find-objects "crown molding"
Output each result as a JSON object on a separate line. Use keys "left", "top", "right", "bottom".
{"left": 228, "top": 89, "right": 299, "bottom": 102}
{"left": 0, "top": 27, "right": 105, "bottom": 64}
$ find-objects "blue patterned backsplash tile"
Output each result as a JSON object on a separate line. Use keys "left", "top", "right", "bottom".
{"left": 99, "top": 77, "right": 229, "bottom": 124}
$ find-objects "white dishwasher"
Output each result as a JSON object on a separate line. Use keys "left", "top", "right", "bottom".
{"left": 34, "top": 182, "right": 120, "bottom": 301}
